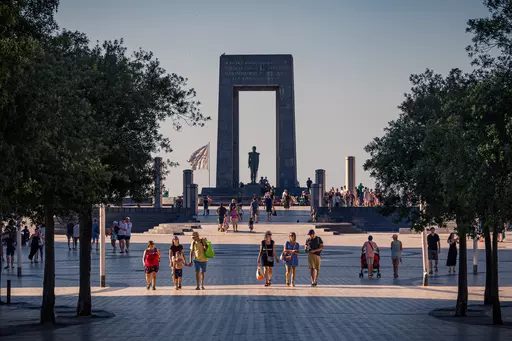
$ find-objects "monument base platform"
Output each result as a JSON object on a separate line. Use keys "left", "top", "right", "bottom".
{"left": 200, "top": 186, "right": 307, "bottom": 205}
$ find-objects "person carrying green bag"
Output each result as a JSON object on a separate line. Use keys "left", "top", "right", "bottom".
{"left": 189, "top": 231, "right": 210, "bottom": 290}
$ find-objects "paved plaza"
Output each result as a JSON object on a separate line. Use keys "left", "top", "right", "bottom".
{"left": 1, "top": 223, "right": 512, "bottom": 340}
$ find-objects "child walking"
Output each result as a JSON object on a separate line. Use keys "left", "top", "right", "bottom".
{"left": 248, "top": 217, "right": 254, "bottom": 233}
{"left": 172, "top": 251, "right": 189, "bottom": 290}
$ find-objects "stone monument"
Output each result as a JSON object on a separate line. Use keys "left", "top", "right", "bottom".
{"left": 201, "top": 54, "right": 303, "bottom": 202}
{"left": 248, "top": 146, "right": 259, "bottom": 184}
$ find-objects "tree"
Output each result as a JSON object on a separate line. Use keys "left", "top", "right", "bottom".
{"left": 365, "top": 69, "right": 481, "bottom": 316}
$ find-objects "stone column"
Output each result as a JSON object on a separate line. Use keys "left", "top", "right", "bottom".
{"left": 183, "top": 169, "right": 193, "bottom": 208}
{"left": 345, "top": 156, "right": 356, "bottom": 194}
{"left": 315, "top": 169, "right": 326, "bottom": 191}
{"left": 154, "top": 157, "right": 163, "bottom": 208}
{"left": 310, "top": 184, "right": 320, "bottom": 209}
{"left": 186, "top": 184, "right": 199, "bottom": 215}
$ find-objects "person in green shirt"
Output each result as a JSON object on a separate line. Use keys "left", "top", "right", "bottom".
{"left": 189, "top": 231, "right": 208, "bottom": 290}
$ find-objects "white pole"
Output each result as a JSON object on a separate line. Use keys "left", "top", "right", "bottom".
{"left": 99, "top": 205, "right": 106, "bottom": 287}
{"left": 16, "top": 224, "right": 22, "bottom": 277}
{"left": 421, "top": 228, "right": 429, "bottom": 286}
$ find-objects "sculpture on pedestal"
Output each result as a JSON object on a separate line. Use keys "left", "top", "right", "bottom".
{"left": 248, "top": 146, "right": 260, "bottom": 184}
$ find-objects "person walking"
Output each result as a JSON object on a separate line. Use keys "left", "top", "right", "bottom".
{"left": 446, "top": 232, "right": 458, "bottom": 273}
{"left": 108, "top": 221, "right": 119, "bottom": 252}
{"left": 282, "top": 232, "right": 300, "bottom": 286}
{"left": 390, "top": 234, "right": 402, "bottom": 278}
{"left": 202, "top": 195, "right": 209, "bottom": 216}
{"left": 362, "top": 235, "right": 379, "bottom": 279}
{"left": 3, "top": 221, "right": 16, "bottom": 269}
{"left": 169, "top": 236, "right": 184, "bottom": 288}
{"left": 28, "top": 227, "right": 42, "bottom": 263}
{"left": 125, "top": 217, "right": 132, "bottom": 252}
{"left": 216, "top": 203, "right": 227, "bottom": 231}
{"left": 72, "top": 222, "right": 80, "bottom": 250}
{"left": 427, "top": 227, "right": 441, "bottom": 274}
{"left": 305, "top": 229, "right": 323, "bottom": 286}
{"left": 92, "top": 219, "right": 100, "bottom": 251}
{"left": 264, "top": 195, "right": 273, "bottom": 221}
{"left": 258, "top": 231, "right": 279, "bottom": 287}
{"left": 189, "top": 231, "right": 209, "bottom": 290}
{"left": 65, "top": 222, "right": 74, "bottom": 250}
{"left": 142, "top": 241, "right": 161, "bottom": 290}
{"left": 250, "top": 197, "right": 260, "bottom": 223}
{"left": 230, "top": 206, "right": 240, "bottom": 232}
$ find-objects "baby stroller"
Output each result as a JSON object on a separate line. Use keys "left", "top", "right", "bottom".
{"left": 359, "top": 251, "right": 381, "bottom": 278}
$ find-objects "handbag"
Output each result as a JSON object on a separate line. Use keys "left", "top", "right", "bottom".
{"left": 256, "top": 267, "right": 264, "bottom": 280}
{"left": 38, "top": 237, "right": 44, "bottom": 246}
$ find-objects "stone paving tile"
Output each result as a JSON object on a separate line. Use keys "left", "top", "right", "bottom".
{"left": 1, "top": 228, "right": 512, "bottom": 341}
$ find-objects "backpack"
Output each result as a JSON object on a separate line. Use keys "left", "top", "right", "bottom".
{"left": 204, "top": 241, "right": 215, "bottom": 258}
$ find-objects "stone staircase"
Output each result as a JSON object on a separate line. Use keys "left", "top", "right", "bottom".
{"left": 314, "top": 223, "right": 363, "bottom": 235}
{"left": 144, "top": 223, "right": 202, "bottom": 235}
{"left": 196, "top": 207, "right": 313, "bottom": 225}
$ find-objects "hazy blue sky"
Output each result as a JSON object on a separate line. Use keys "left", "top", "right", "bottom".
{"left": 56, "top": 0, "right": 487, "bottom": 196}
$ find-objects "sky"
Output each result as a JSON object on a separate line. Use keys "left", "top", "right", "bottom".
{"left": 55, "top": 0, "right": 488, "bottom": 196}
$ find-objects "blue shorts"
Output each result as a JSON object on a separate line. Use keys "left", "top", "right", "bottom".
{"left": 193, "top": 260, "right": 207, "bottom": 273}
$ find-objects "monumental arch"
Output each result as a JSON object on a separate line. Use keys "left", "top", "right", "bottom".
{"left": 216, "top": 54, "right": 298, "bottom": 189}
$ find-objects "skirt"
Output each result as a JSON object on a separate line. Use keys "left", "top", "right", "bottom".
{"left": 446, "top": 245, "right": 457, "bottom": 266}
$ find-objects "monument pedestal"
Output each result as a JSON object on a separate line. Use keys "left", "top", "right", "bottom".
{"left": 243, "top": 183, "right": 263, "bottom": 198}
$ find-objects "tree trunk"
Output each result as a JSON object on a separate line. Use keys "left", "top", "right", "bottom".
{"left": 40, "top": 203, "right": 56, "bottom": 324}
{"left": 484, "top": 223, "right": 493, "bottom": 305}
{"left": 455, "top": 229, "right": 468, "bottom": 316}
{"left": 491, "top": 229, "right": 503, "bottom": 325}
{"left": 77, "top": 205, "right": 93, "bottom": 316}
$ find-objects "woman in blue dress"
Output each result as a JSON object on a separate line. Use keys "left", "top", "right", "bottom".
{"left": 282, "top": 232, "right": 300, "bottom": 286}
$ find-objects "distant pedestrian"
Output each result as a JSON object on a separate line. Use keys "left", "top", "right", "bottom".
{"left": 66, "top": 222, "right": 74, "bottom": 250}
{"left": 390, "top": 234, "right": 402, "bottom": 278}
{"left": 73, "top": 223, "right": 80, "bottom": 250}
{"left": 118, "top": 218, "right": 127, "bottom": 253}
{"left": 203, "top": 196, "right": 210, "bottom": 216}
{"left": 362, "top": 235, "right": 379, "bottom": 279}
{"left": 92, "top": 219, "right": 99, "bottom": 250}
{"left": 189, "top": 231, "right": 209, "bottom": 290}
{"left": 427, "top": 227, "right": 441, "bottom": 274}
{"left": 248, "top": 216, "right": 254, "bottom": 233}
{"left": 125, "top": 217, "right": 132, "bottom": 252}
{"left": 282, "top": 232, "right": 300, "bottom": 287}
{"left": 306, "top": 177, "right": 312, "bottom": 193}
{"left": 305, "top": 229, "right": 323, "bottom": 286}
{"left": 39, "top": 224, "right": 45, "bottom": 261}
{"left": 250, "top": 197, "right": 260, "bottom": 223}
{"left": 258, "top": 230, "right": 279, "bottom": 287}
{"left": 22, "top": 226, "right": 30, "bottom": 246}
{"left": 230, "top": 206, "right": 240, "bottom": 232}
{"left": 142, "top": 240, "right": 161, "bottom": 290}
{"left": 446, "top": 233, "right": 458, "bottom": 273}
{"left": 310, "top": 207, "right": 317, "bottom": 223}
{"left": 216, "top": 203, "right": 227, "bottom": 231}
{"left": 108, "top": 221, "right": 119, "bottom": 252}
{"left": 28, "top": 227, "right": 42, "bottom": 263}
{"left": 265, "top": 195, "right": 273, "bottom": 221}
{"left": 3, "top": 220, "right": 16, "bottom": 269}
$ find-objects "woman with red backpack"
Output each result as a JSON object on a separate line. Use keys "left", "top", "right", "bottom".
{"left": 142, "top": 241, "right": 161, "bottom": 290}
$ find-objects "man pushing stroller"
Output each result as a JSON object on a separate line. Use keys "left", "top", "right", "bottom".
{"left": 361, "top": 235, "right": 380, "bottom": 279}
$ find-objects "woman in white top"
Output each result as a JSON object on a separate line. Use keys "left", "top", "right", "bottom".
{"left": 117, "top": 219, "right": 127, "bottom": 253}
{"left": 72, "top": 224, "right": 80, "bottom": 250}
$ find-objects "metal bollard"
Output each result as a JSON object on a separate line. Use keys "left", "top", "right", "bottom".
{"left": 7, "top": 280, "right": 11, "bottom": 304}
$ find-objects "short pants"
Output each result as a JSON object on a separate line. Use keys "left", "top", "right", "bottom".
{"left": 366, "top": 256, "right": 374, "bottom": 265}
{"left": 193, "top": 260, "right": 207, "bottom": 273}
{"left": 174, "top": 269, "right": 183, "bottom": 278}
{"left": 428, "top": 249, "right": 438, "bottom": 261}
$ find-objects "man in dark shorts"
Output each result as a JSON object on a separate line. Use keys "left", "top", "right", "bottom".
{"left": 250, "top": 197, "right": 260, "bottom": 223}
{"left": 216, "top": 204, "right": 227, "bottom": 231}
{"left": 427, "top": 227, "right": 441, "bottom": 274}
{"left": 3, "top": 220, "right": 17, "bottom": 269}
{"left": 305, "top": 229, "right": 323, "bottom": 286}
{"left": 66, "top": 222, "right": 74, "bottom": 250}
